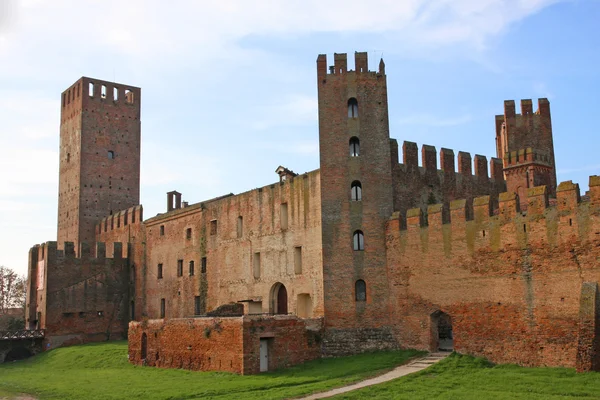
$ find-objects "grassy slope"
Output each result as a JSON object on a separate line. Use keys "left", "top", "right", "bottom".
{"left": 0, "top": 342, "right": 424, "bottom": 400}
{"left": 330, "top": 353, "right": 600, "bottom": 400}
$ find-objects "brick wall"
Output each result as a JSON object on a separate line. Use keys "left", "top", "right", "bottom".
{"left": 386, "top": 178, "right": 600, "bottom": 368}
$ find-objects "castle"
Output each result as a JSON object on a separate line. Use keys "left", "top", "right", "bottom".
{"left": 24, "top": 52, "right": 600, "bottom": 374}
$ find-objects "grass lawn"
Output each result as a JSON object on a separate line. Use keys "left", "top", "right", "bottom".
{"left": 0, "top": 341, "right": 424, "bottom": 400}
{"left": 329, "top": 353, "right": 600, "bottom": 399}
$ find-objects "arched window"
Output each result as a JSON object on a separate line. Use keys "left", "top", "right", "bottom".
{"left": 355, "top": 280, "right": 366, "bottom": 301}
{"left": 348, "top": 98, "right": 358, "bottom": 118}
{"left": 353, "top": 230, "right": 364, "bottom": 251}
{"left": 349, "top": 137, "right": 360, "bottom": 157}
{"left": 351, "top": 181, "right": 362, "bottom": 201}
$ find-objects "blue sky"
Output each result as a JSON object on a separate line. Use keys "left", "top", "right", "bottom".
{"left": 1, "top": 0, "right": 599, "bottom": 275}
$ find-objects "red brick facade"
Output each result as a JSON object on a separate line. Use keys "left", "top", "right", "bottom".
{"left": 25, "top": 51, "right": 600, "bottom": 374}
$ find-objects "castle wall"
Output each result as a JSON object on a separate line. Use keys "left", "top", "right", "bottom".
{"left": 25, "top": 241, "right": 130, "bottom": 348}
{"left": 390, "top": 140, "right": 506, "bottom": 217}
{"left": 128, "top": 315, "right": 322, "bottom": 374}
{"left": 386, "top": 178, "right": 600, "bottom": 369}
{"left": 140, "top": 170, "right": 323, "bottom": 320}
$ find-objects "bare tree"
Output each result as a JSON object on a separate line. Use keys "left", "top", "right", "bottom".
{"left": 0, "top": 266, "right": 26, "bottom": 314}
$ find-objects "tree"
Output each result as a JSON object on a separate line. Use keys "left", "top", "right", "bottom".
{"left": 0, "top": 266, "right": 26, "bottom": 314}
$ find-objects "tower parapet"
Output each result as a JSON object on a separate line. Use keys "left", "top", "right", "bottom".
{"left": 496, "top": 99, "right": 556, "bottom": 202}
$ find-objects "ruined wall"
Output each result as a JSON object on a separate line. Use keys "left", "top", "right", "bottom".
{"left": 386, "top": 177, "right": 600, "bottom": 369}
{"left": 128, "top": 315, "right": 322, "bottom": 374}
{"left": 141, "top": 170, "right": 323, "bottom": 320}
{"left": 390, "top": 140, "right": 505, "bottom": 218}
{"left": 26, "top": 241, "right": 129, "bottom": 349}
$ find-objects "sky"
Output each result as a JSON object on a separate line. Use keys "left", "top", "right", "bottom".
{"left": 0, "top": 0, "right": 599, "bottom": 276}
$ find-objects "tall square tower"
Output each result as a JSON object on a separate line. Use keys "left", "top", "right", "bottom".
{"left": 57, "top": 77, "right": 141, "bottom": 249}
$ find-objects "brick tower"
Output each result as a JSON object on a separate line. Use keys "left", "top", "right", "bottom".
{"left": 57, "top": 77, "right": 141, "bottom": 250}
{"left": 317, "top": 52, "right": 395, "bottom": 353}
{"left": 495, "top": 99, "right": 556, "bottom": 206}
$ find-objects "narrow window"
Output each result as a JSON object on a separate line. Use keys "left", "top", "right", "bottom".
{"left": 348, "top": 98, "right": 358, "bottom": 118}
{"left": 353, "top": 230, "right": 364, "bottom": 251}
{"left": 201, "top": 257, "right": 207, "bottom": 273}
{"left": 194, "top": 296, "right": 201, "bottom": 315}
{"left": 157, "top": 263, "right": 163, "bottom": 279}
{"left": 189, "top": 260, "right": 195, "bottom": 276}
{"left": 280, "top": 203, "right": 288, "bottom": 230}
{"left": 62, "top": 93, "right": 66, "bottom": 107}
{"left": 253, "top": 252, "right": 261, "bottom": 278}
{"left": 160, "top": 298, "right": 165, "bottom": 318}
{"left": 294, "top": 246, "right": 302, "bottom": 274}
{"left": 237, "top": 216, "right": 243, "bottom": 238}
{"left": 125, "top": 89, "right": 134, "bottom": 104}
{"left": 108, "top": 150, "right": 115, "bottom": 159}
{"left": 101, "top": 85, "right": 107, "bottom": 99}
{"left": 113, "top": 86, "right": 119, "bottom": 101}
{"left": 349, "top": 137, "right": 360, "bottom": 157}
{"left": 355, "top": 279, "right": 366, "bottom": 301}
{"left": 67, "top": 153, "right": 70, "bottom": 163}
{"left": 351, "top": 181, "right": 362, "bottom": 201}
{"left": 186, "top": 228, "right": 192, "bottom": 239}
{"left": 89, "top": 82, "right": 94, "bottom": 97}
{"left": 210, "top": 220, "right": 217, "bottom": 235}
{"left": 160, "top": 225, "right": 165, "bottom": 236}
{"left": 177, "top": 260, "right": 183, "bottom": 277}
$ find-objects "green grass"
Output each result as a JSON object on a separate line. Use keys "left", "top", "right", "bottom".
{"left": 0, "top": 341, "right": 424, "bottom": 400}
{"left": 329, "top": 353, "right": 600, "bottom": 399}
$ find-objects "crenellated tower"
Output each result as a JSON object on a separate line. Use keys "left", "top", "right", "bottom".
{"left": 317, "top": 52, "right": 395, "bottom": 353}
{"left": 57, "top": 77, "right": 141, "bottom": 250}
{"left": 495, "top": 99, "right": 556, "bottom": 206}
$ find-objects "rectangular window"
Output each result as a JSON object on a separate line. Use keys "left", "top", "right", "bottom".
{"left": 280, "top": 203, "right": 288, "bottom": 230}
{"left": 177, "top": 259, "right": 183, "bottom": 277}
{"left": 201, "top": 257, "right": 207, "bottom": 273}
{"left": 194, "top": 296, "right": 201, "bottom": 315}
{"left": 210, "top": 220, "right": 217, "bottom": 235}
{"left": 237, "top": 216, "right": 243, "bottom": 238}
{"left": 189, "top": 260, "right": 195, "bottom": 276}
{"left": 253, "top": 252, "right": 261, "bottom": 279}
{"left": 294, "top": 246, "right": 302, "bottom": 274}
{"left": 157, "top": 263, "right": 163, "bottom": 279}
{"left": 186, "top": 227, "right": 192, "bottom": 239}
{"left": 160, "top": 225, "right": 165, "bottom": 236}
{"left": 160, "top": 298, "right": 165, "bottom": 318}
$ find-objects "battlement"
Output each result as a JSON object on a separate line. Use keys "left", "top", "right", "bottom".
{"left": 503, "top": 147, "right": 552, "bottom": 168}
{"left": 396, "top": 140, "right": 503, "bottom": 181}
{"left": 317, "top": 52, "right": 385, "bottom": 79}
{"left": 388, "top": 177, "right": 600, "bottom": 243}
{"left": 32, "top": 240, "right": 129, "bottom": 262}
{"left": 500, "top": 98, "right": 550, "bottom": 120}
{"left": 95, "top": 205, "right": 143, "bottom": 235}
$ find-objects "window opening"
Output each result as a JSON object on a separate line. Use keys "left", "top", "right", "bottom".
{"left": 160, "top": 225, "right": 165, "bottom": 236}
{"left": 355, "top": 279, "right": 366, "bottom": 301}
{"left": 237, "top": 216, "right": 243, "bottom": 238}
{"left": 210, "top": 220, "right": 217, "bottom": 235}
{"left": 177, "top": 260, "right": 183, "bottom": 277}
{"left": 353, "top": 230, "right": 364, "bottom": 251}
{"left": 253, "top": 252, "right": 261, "bottom": 279}
{"left": 101, "top": 85, "right": 107, "bottom": 99}
{"left": 113, "top": 87, "right": 119, "bottom": 101}
{"left": 194, "top": 296, "right": 201, "bottom": 315}
{"left": 125, "top": 89, "right": 134, "bottom": 104}
{"left": 89, "top": 82, "right": 94, "bottom": 97}
{"left": 157, "top": 263, "right": 163, "bottom": 279}
{"left": 189, "top": 260, "right": 195, "bottom": 276}
{"left": 349, "top": 137, "right": 360, "bottom": 157}
{"left": 280, "top": 203, "right": 288, "bottom": 230}
{"left": 351, "top": 181, "right": 362, "bottom": 201}
{"left": 160, "top": 298, "right": 165, "bottom": 318}
{"left": 348, "top": 98, "right": 358, "bottom": 118}
{"left": 108, "top": 150, "right": 115, "bottom": 159}
{"left": 294, "top": 246, "right": 302, "bottom": 274}
{"left": 186, "top": 228, "right": 192, "bottom": 239}
{"left": 201, "top": 257, "right": 207, "bottom": 273}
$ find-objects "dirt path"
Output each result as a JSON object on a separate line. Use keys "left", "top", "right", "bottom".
{"left": 296, "top": 352, "right": 450, "bottom": 400}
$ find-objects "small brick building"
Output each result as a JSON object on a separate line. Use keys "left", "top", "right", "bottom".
{"left": 25, "top": 52, "right": 600, "bottom": 374}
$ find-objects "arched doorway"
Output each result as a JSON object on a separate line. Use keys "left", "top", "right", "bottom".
{"left": 141, "top": 333, "right": 148, "bottom": 360}
{"left": 270, "top": 283, "right": 288, "bottom": 314}
{"left": 430, "top": 311, "right": 453, "bottom": 352}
